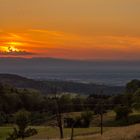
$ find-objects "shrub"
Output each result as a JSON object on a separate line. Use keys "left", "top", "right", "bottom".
{"left": 81, "top": 111, "right": 93, "bottom": 127}
{"left": 114, "top": 106, "right": 132, "bottom": 121}
{"left": 6, "top": 110, "right": 37, "bottom": 140}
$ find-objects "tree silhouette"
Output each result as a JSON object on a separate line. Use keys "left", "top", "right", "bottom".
{"left": 6, "top": 110, "right": 37, "bottom": 140}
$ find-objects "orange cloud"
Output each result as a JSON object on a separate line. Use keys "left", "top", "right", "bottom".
{"left": 1, "top": 29, "right": 140, "bottom": 60}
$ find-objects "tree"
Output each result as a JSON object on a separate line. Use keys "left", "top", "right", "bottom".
{"left": 51, "top": 86, "right": 64, "bottom": 139}
{"left": 18, "top": 89, "right": 43, "bottom": 112}
{"left": 132, "top": 88, "right": 140, "bottom": 110}
{"left": 126, "top": 79, "right": 140, "bottom": 94}
{"left": 6, "top": 110, "right": 37, "bottom": 140}
{"left": 114, "top": 106, "right": 132, "bottom": 121}
{"left": 72, "top": 95, "right": 85, "bottom": 112}
{"left": 81, "top": 111, "right": 93, "bottom": 128}
{"left": 59, "top": 94, "right": 73, "bottom": 113}
{"left": 55, "top": 98, "right": 64, "bottom": 139}
{"left": 94, "top": 101, "right": 107, "bottom": 135}
{"left": 0, "top": 112, "right": 6, "bottom": 125}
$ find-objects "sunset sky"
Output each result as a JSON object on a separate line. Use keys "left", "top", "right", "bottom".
{"left": 0, "top": 0, "right": 140, "bottom": 60}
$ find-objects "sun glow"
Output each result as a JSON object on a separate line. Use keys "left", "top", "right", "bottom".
{"left": 6, "top": 42, "right": 23, "bottom": 46}
{"left": 0, "top": 41, "right": 23, "bottom": 53}
{"left": 2, "top": 46, "right": 20, "bottom": 53}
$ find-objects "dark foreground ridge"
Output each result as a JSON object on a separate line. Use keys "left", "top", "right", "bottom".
{"left": 0, "top": 73, "right": 124, "bottom": 95}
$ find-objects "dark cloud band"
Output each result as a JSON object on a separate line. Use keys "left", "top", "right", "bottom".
{"left": 0, "top": 51, "right": 36, "bottom": 56}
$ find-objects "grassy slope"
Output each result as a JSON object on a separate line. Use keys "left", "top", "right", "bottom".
{"left": 26, "top": 127, "right": 110, "bottom": 139}
{"left": 1, "top": 111, "right": 140, "bottom": 140}
{"left": 0, "top": 126, "right": 109, "bottom": 140}
{"left": 1, "top": 125, "right": 140, "bottom": 140}
{"left": 75, "top": 124, "right": 140, "bottom": 140}
{"left": 0, "top": 127, "right": 12, "bottom": 140}
{"left": 92, "top": 110, "right": 140, "bottom": 127}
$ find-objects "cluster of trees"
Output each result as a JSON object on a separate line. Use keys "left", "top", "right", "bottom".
{"left": 0, "top": 82, "right": 110, "bottom": 125}
{"left": 0, "top": 83, "right": 47, "bottom": 125}
{"left": 111, "top": 79, "right": 140, "bottom": 121}
{"left": 64, "top": 111, "right": 93, "bottom": 128}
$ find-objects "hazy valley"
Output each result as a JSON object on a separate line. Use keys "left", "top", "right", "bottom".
{"left": 0, "top": 57, "right": 140, "bottom": 86}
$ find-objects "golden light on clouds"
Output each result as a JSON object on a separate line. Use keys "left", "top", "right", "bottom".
{"left": 6, "top": 42, "right": 23, "bottom": 47}
{"left": 0, "top": 40, "right": 35, "bottom": 56}
{"left": 1, "top": 46, "right": 19, "bottom": 53}
{"left": 0, "top": 41, "right": 23, "bottom": 52}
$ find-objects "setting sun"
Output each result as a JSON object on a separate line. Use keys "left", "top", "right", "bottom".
{"left": 0, "top": 41, "right": 32, "bottom": 56}
{"left": 0, "top": 41, "right": 22, "bottom": 53}
{"left": 1, "top": 46, "right": 19, "bottom": 53}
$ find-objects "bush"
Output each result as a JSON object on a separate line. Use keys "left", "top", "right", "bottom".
{"left": 30, "top": 112, "right": 47, "bottom": 125}
{"left": 0, "top": 112, "right": 7, "bottom": 125}
{"left": 114, "top": 106, "right": 132, "bottom": 121}
{"left": 81, "top": 111, "right": 93, "bottom": 127}
{"left": 6, "top": 110, "right": 37, "bottom": 140}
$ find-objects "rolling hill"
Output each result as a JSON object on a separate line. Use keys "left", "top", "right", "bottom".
{"left": 0, "top": 74, "right": 124, "bottom": 95}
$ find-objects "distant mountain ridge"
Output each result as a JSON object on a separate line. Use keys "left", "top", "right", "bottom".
{"left": 1, "top": 57, "right": 140, "bottom": 63}
{"left": 0, "top": 57, "right": 140, "bottom": 86}
{"left": 0, "top": 74, "right": 124, "bottom": 95}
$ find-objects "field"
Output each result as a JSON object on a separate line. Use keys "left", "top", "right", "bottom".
{"left": 75, "top": 124, "right": 140, "bottom": 140}
{"left": 0, "top": 126, "right": 108, "bottom": 140}
{"left": 1, "top": 124, "right": 140, "bottom": 140}
{"left": 1, "top": 111, "right": 140, "bottom": 140}
{"left": 0, "top": 127, "right": 12, "bottom": 140}
{"left": 91, "top": 110, "right": 140, "bottom": 127}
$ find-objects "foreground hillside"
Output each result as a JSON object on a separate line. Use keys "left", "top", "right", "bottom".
{"left": 1, "top": 124, "right": 140, "bottom": 140}
{"left": 0, "top": 74, "right": 124, "bottom": 95}
{"left": 75, "top": 124, "right": 140, "bottom": 140}
{"left": 0, "top": 75, "right": 140, "bottom": 140}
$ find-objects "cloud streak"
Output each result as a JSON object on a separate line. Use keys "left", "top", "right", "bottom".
{"left": 1, "top": 29, "right": 140, "bottom": 60}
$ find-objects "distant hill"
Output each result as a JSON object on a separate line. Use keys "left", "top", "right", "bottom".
{"left": 0, "top": 74, "right": 124, "bottom": 95}
{"left": 0, "top": 57, "right": 140, "bottom": 85}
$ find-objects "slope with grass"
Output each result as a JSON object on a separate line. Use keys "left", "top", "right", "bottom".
{"left": 75, "top": 124, "right": 140, "bottom": 140}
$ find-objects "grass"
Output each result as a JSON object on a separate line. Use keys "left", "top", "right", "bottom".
{"left": 0, "top": 126, "right": 109, "bottom": 140}
{"left": 1, "top": 125, "right": 140, "bottom": 140}
{"left": 1, "top": 111, "right": 140, "bottom": 140}
{"left": 0, "top": 127, "right": 12, "bottom": 140}
{"left": 104, "top": 112, "right": 140, "bottom": 127}
{"left": 75, "top": 124, "right": 140, "bottom": 140}
{"left": 92, "top": 110, "right": 140, "bottom": 127}
{"left": 0, "top": 125, "right": 140, "bottom": 140}
{"left": 27, "top": 126, "right": 106, "bottom": 139}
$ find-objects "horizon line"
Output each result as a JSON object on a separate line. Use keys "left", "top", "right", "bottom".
{"left": 0, "top": 56, "right": 140, "bottom": 62}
